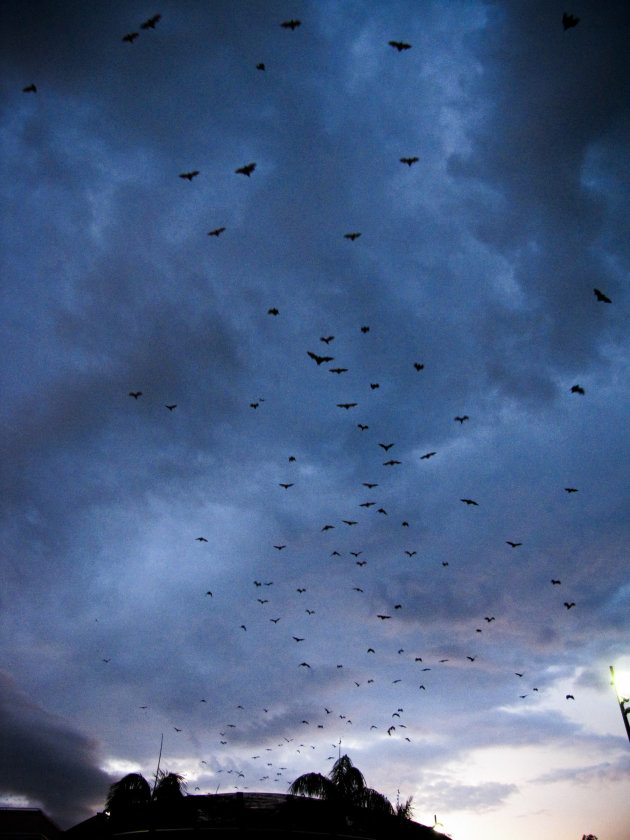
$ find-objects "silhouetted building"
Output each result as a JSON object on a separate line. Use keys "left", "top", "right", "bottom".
{"left": 0, "top": 808, "right": 60, "bottom": 840}
{"left": 66, "top": 793, "right": 448, "bottom": 839}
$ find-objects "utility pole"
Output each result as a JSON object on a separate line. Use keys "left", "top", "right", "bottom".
{"left": 609, "top": 666, "right": 630, "bottom": 745}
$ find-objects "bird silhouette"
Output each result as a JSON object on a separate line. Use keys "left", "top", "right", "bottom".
{"left": 140, "top": 14, "right": 161, "bottom": 29}
{"left": 307, "top": 350, "right": 334, "bottom": 365}
{"left": 593, "top": 288, "right": 611, "bottom": 302}
{"left": 562, "top": 12, "right": 579, "bottom": 30}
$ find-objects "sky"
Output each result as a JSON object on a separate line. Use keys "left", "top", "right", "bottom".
{"left": 1, "top": 2, "right": 629, "bottom": 839}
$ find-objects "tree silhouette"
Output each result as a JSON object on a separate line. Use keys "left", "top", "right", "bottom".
{"left": 105, "top": 770, "right": 186, "bottom": 828}
{"left": 288, "top": 754, "right": 394, "bottom": 815}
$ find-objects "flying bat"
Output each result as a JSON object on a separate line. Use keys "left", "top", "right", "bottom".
{"left": 343, "top": 520, "right": 358, "bottom": 526}
{"left": 405, "top": 551, "right": 417, "bottom": 557}
{"left": 196, "top": 537, "right": 208, "bottom": 542}
{"left": 320, "top": 336, "right": 334, "bottom": 344}
{"left": 377, "top": 614, "right": 391, "bottom": 620}
{"left": 363, "top": 483, "right": 378, "bottom": 488}
{"left": 593, "top": 288, "right": 611, "bottom": 303}
{"left": 281, "top": 19, "right": 301, "bottom": 29}
{"left": 562, "top": 13, "right": 579, "bottom": 30}
{"left": 389, "top": 40, "right": 411, "bottom": 51}
{"left": 329, "top": 368, "right": 348, "bottom": 374}
{"left": 256, "top": 63, "right": 265, "bottom": 70}
{"left": 379, "top": 442, "right": 394, "bottom": 451}
{"left": 279, "top": 483, "right": 294, "bottom": 489}
{"left": 460, "top": 498, "right": 478, "bottom": 505}
{"left": 344, "top": 232, "right": 361, "bottom": 240}
{"left": 337, "top": 403, "right": 357, "bottom": 409}
{"left": 571, "top": 384, "right": 584, "bottom": 394}
{"left": 551, "top": 579, "right": 562, "bottom": 585}
{"left": 235, "top": 162, "right": 256, "bottom": 176}
{"left": 128, "top": 391, "right": 142, "bottom": 398}
{"left": 268, "top": 307, "right": 279, "bottom": 315}
{"left": 420, "top": 452, "right": 436, "bottom": 459}
{"left": 564, "top": 602, "right": 576, "bottom": 609}
{"left": 356, "top": 560, "right": 367, "bottom": 566}
{"left": 506, "top": 541, "right": 522, "bottom": 547}
{"left": 299, "top": 662, "right": 311, "bottom": 668}
{"left": 400, "top": 157, "right": 418, "bottom": 166}
{"left": 454, "top": 415, "right": 469, "bottom": 423}
{"left": 360, "top": 325, "right": 370, "bottom": 333}
{"left": 370, "top": 383, "right": 379, "bottom": 389}
{"left": 565, "top": 487, "right": 578, "bottom": 493}
{"left": 122, "top": 32, "right": 139, "bottom": 43}
{"left": 179, "top": 170, "right": 199, "bottom": 180}
{"left": 293, "top": 636, "right": 304, "bottom": 642}
{"left": 566, "top": 694, "right": 575, "bottom": 700}
{"left": 413, "top": 362, "right": 424, "bottom": 370}
{"left": 484, "top": 616, "right": 495, "bottom": 622}
{"left": 208, "top": 227, "right": 226, "bottom": 237}
{"left": 273, "top": 545, "right": 286, "bottom": 550}
{"left": 140, "top": 14, "right": 161, "bottom": 29}
{"left": 165, "top": 404, "right": 177, "bottom": 410}
{"left": 307, "top": 350, "right": 334, "bottom": 365}
{"left": 357, "top": 424, "right": 369, "bottom": 430}
{"left": 23, "top": 84, "right": 37, "bottom": 93}
{"left": 383, "top": 459, "right": 401, "bottom": 465}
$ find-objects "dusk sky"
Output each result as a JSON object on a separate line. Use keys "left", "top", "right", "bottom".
{"left": 1, "top": 3, "right": 629, "bottom": 839}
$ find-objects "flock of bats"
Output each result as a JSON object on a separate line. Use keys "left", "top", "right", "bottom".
{"left": 22, "top": 7, "right": 608, "bottom": 798}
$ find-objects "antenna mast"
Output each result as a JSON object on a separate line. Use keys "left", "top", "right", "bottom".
{"left": 610, "top": 666, "right": 630, "bottom": 744}
{"left": 152, "top": 733, "right": 164, "bottom": 796}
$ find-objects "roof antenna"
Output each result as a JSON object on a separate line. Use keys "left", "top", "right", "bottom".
{"left": 152, "top": 733, "right": 164, "bottom": 797}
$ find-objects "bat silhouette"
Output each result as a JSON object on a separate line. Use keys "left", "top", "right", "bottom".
{"left": 235, "top": 162, "right": 256, "bottom": 176}
{"left": 400, "top": 157, "right": 419, "bottom": 166}
{"left": 343, "top": 520, "right": 358, "bottom": 526}
{"left": 460, "top": 498, "right": 478, "bottom": 505}
{"left": 389, "top": 40, "right": 411, "bottom": 51}
{"left": 206, "top": 591, "right": 213, "bottom": 597}
{"left": 564, "top": 602, "right": 576, "bottom": 609}
{"left": 337, "top": 403, "right": 357, "bottom": 409}
{"left": 565, "top": 694, "right": 575, "bottom": 699}
{"left": 484, "top": 617, "right": 495, "bottom": 622}
{"left": 571, "top": 384, "right": 584, "bottom": 394}
{"left": 329, "top": 368, "right": 348, "bottom": 374}
{"left": 370, "top": 383, "right": 379, "bottom": 389}
{"left": 128, "top": 391, "right": 142, "bottom": 398}
{"left": 208, "top": 227, "right": 226, "bottom": 237}
{"left": 506, "top": 541, "right": 522, "bottom": 547}
{"left": 379, "top": 443, "right": 394, "bottom": 451}
{"left": 593, "top": 288, "right": 611, "bottom": 303}
{"left": 268, "top": 307, "right": 279, "bottom": 315}
{"left": 565, "top": 487, "right": 578, "bottom": 493}
{"left": 360, "top": 325, "right": 370, "bottom": 333}
{"left": 562, "top": 13, "right": 579, "bottom": 30}
{"left": 377, "top": 614, "right": 391, "bottom": 620}
{"left": 405, "top": 551, "right": 417, "bottom": 557}
{"left": 307, "top": 351, "right": 334, "bottom": 365}
{"left": 279, "top": 483, "right": 294, "bottom": 489}
{"left": 320, "top": 335, "right": 334, "bottom": 343}
{"left": 420, "top": 452, "right": 436, "bottom": 460}
{"left": 281, "top": 20, "right": 301, "bottom": 30}
{"left": 273, "top": 545, "right": 286, "bottom": 550}
{"left": 344, "top": 232, "right": 361, "bottom": 240}
{"left": 122, "top": 32, "right": 139, "bottom": 43}
{"left": 357, "top": 423, "right": 369, "bottom": 430}
{"left": 23, "top": 84, "right": 37, "bottom": 93}
{"left": 454, "top": 415, "right": 469, "bottom": 423}
{"left": 179, "top": 171, "right": 199, "bottom": 180}
{"left": 413, "top": 362, "right": 424, "bottom": 370}
{"left": 383, "top": 459, "right": 401, "bottom": 465}
{"left": 551, "top": 579, "right": 561, "bottom": 585}
{"left": 140, "top": 14, "right": 161, "bottom": 29}
{"left": 256, "top": 63, "right": 265, "bottom": 70}
{"left": 363, "top": 483, "right": 378, "bottom": 488}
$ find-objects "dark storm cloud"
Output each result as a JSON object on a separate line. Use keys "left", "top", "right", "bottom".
{"left": 0, "top": 672, "right": 110, "bottom": 827}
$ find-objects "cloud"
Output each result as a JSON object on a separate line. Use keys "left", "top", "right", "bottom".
{"left": 0, "top": 671, "right": 111, "bottom": 827}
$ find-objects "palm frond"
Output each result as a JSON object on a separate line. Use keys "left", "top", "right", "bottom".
{"left": 288, "top": 771, "right": 334, "bottom": 799}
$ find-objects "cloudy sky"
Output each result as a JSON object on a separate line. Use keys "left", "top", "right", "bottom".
{"left": 1, "top": 2, "right": 629, "bottom": 839}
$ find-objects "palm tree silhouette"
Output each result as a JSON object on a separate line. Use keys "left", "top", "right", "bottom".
{"left": 105, "top": 770, "right": 186, "bottom": 828}
{"left": 288, "top": 754, "right": 394, "bottom": 815}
